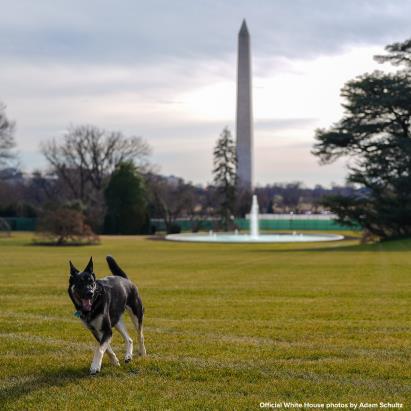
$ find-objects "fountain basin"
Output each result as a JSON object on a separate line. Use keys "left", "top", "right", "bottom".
{"left": 166, "top": 195, "right": 344, "bottom": 243}
{"left": 165, "top": 232, "right": 344, "bottom": 243}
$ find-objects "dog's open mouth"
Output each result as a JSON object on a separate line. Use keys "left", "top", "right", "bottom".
{"left": 81, "top": 299, "right": 93, "bottom": 311}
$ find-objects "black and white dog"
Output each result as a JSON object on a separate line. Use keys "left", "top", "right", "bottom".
{"left": 68, "top": 256, "right": 146, "bottom": 374}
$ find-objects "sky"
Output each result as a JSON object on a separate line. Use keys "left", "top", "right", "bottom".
{"left": 1, "top": 0, "right": 411, "bottom": 187}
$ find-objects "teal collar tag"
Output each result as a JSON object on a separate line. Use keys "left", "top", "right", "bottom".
{"left": 74, "top": 311, "right": 81, "bottom": 318}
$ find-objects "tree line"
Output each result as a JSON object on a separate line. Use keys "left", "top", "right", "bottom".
{"left": 0, "top": 111, "right": 358, "bottom": 241}
{"left": 0, "top": 112, "right": 353, "bottom": 239}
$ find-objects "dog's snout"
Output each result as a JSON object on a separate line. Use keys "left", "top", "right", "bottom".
{"left": 85, "top": 288, "right": 94, "bottom": 298}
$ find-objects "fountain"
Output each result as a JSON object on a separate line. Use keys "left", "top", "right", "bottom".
{"left": 165, "top": 195, "right": 344, "bottom": 243}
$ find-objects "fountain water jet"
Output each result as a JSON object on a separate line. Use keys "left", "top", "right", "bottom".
{"left": 250, "top": 194, "right": 259, "bottom": 238}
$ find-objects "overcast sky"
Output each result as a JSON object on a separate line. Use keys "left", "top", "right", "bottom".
{"left": 1, "top": 0, "right": 411, "bottom": 186}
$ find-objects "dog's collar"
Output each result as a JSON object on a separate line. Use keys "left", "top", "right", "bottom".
{"left": 74, "top": 310, "right": 92, "bottom": 320}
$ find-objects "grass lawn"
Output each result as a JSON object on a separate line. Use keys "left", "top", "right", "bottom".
{"left": 0, "top": 232, "right": 410, "bottom": 410}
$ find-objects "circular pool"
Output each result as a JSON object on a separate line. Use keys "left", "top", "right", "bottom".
{"left": 165, "top": 232, "right": 344, "bottom": 243}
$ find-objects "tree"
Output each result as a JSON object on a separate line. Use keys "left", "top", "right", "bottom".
{"left": 281, "top": 182, "right": 303, "bottom": 212}
{"left": 0, "top": 103, "right": 16, "bottom": 168}
{"left": 313, "top": 39, "right": 411, "bottom": 239}
{"left": 104, "top": 162, "right": 150, "bottom": 234}
{"left": 212, "top": 127, "right": 237, "bottom": 231}
{"left": 41, "top": 125, "right": 151, "bottom": 229}
{"left": 146, "top": 174, "right": 195, "bottom": 233}
{"left": 374, "top": 39, "right": 411, "bottom": 66}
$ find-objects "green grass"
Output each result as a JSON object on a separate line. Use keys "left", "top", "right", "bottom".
{"left": 0, "top": 232, "right": 410, "bottom": 410}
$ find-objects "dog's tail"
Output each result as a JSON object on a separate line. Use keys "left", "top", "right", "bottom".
{"left": 106, "top": 255, "right": 128, "bottom": 279}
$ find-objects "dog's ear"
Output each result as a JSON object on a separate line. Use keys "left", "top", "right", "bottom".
{"left": 84, "top": 257, "right": 93, "bottom": 273}
{"left": 69, "top": 261, "right": 79, "bottom": 276}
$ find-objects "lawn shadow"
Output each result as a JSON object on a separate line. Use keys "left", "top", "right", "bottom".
{"left": 248, "top": 237, "right": 411, "bottom": 253}
{"left": 0, "top": 366, "right": 89, "bottom": 408}
{"left": 141, "top": 231, "right": 411, "bottom": 253}
{"left": 146, "top": 235, "right": 168, "bottom": 241}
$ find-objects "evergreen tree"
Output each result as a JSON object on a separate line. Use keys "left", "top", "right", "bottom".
{"left": 313, "top": 39, "right": 411, "bottom": 239}
{"left": 104, "top": 162, "right": 149, "bottom": 234}
{"left": 213, "top": 127, "right": 237, "bottom": 231}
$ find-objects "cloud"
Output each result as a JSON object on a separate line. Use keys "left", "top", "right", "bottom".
{"left": 1, "top": 0, "right": 411, "bottom": 64}
{"left": 255, "top": 118, "right": 317, "bottom": 131}
{"left": 1, "top": 0, "right": 411, "bottom": 186}
{"left": 0, "top": 45, "right": 390, "bottom": 186}
{"left": 256, "top": 141, "right": 347, "bottom": 187}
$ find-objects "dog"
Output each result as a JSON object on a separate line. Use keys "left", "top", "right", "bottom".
{"left": 68, "top": 255, "right": 146, "bottom": 374}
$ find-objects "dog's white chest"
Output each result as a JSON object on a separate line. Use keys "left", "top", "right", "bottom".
{"left": 81, "top": 314, "right": 104, "bottom": 339}
{"left": 89, "top": 314, "right": 103, "bottom": 332}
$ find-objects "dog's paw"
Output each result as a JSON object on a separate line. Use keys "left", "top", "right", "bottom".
{"left": 125, "top": 355, "right": 132, "bottom": 363}
{"left": 89, "top": 366, "right": 101, "bottom": 375}
{"left": 111, "top": 357, "right": 121, "bottom": 367}
{"left": 138, "top": 345, "right": 147, "bottom": 357}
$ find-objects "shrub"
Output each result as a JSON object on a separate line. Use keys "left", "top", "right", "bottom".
{"left": 35, "top": 208, "right": 99, "bottom": 245}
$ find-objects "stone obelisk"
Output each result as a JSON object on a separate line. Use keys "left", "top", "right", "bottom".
{"left": 236, "top": 19, "right": 253, "bottom": 191}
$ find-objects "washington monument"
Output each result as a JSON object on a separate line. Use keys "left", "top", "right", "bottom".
{"left": 236, "top": 19, "right": 253, "bottom": 191}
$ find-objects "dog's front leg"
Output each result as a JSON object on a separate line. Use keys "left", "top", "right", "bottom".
{"left": 90, "top": 332, "right": 112, "bottom": 375}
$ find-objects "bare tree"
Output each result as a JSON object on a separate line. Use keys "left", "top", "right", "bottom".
{"left": 146, "top": 174, "right": 195, "bottom": 233}
{"left": 0, "top": 103, "right": 16, "bottom": 168}
{"left": 41, "top": 125, "right": 151, "bottom": 200}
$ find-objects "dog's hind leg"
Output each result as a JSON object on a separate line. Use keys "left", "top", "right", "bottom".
{"left": 115, "top": 318, "right": 133, "bottom": 363}
{"left": 106, "top": 344, "right": 120, "bottom": 366}
{"left": 135, "top": 320, "right": 146, "bottom": 357}
{"left": 127, "top": 301, "right": 146, "bottom": 357}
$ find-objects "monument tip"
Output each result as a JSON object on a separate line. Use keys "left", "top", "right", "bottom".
{"left": 239, "top": 19, "right": 249, "bottom": 36}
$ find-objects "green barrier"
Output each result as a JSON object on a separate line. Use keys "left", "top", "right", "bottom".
{"left": 3, "top": 217, "right": 355, "bottom": 233}
{"left": 3, "top": 217, "right": 354, "bottom": 232}
{"left": 3, "top": 218, "right": 37, "bottom": 231}
{"left": 3, "top": 217, "right": 353, "bottom": 233}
